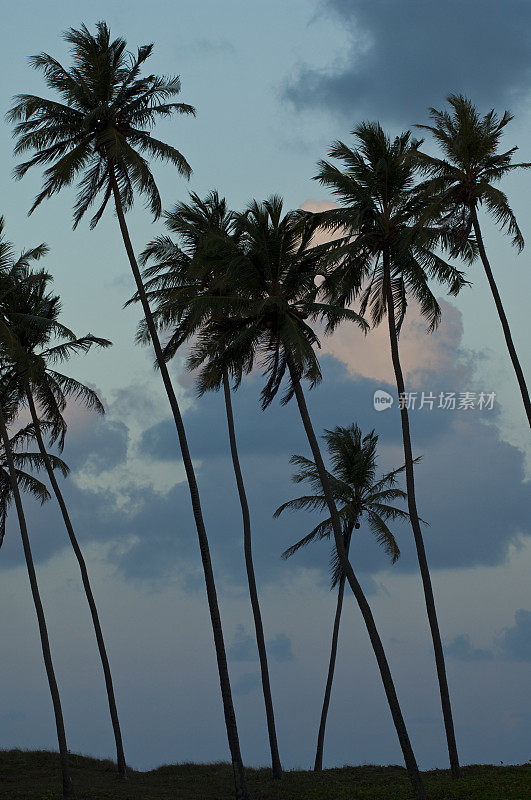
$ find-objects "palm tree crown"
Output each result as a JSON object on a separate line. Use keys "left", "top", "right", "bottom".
{"left": 130, "top": 190, "right": 236, "bottom": 358}
{"left": 0, "top": 408, "right": 68, "bottom": 549}
{"left": 276, "top": 425, "right": 415, "bottom": 584}
{"left": 415, "top": 94, "right": 531, "bottom": 250}
{"left": 186, "top": 195, "right": 367, "bottom": 407}
{"left": 415, "top": 95, "right": 531, "bottom": 428}
{"left": 0, "top": 264, "right": 110, "bottom": 449}
{"left": 8, "top": 21, "right": 195, "bottom": 227}
{"left": 313, "top": 121, "right": 470, "bottom": 332}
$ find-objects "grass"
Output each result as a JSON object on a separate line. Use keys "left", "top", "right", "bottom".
{"left": 0, "top": 750, "right": 529, "bottom": 799}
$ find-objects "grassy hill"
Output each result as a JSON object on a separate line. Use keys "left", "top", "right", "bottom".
{"left": 0, "top": 750, "right": 529, "bottom": 799}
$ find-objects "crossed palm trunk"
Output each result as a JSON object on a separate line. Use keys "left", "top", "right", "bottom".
{"left": 222, "top": 371, "right": 282, "bottom": 780}
{"left": 24, "top": 388, "right": 127, "bottom": 778}
{"left": 109, "top": 170, "right": 251, "bottom": 800}
{"left": 383, "top": 252, "right": 460, "bottom": 780}
{"left": 286, "top": 357, "right": 426, "bottom": 800}
{"left": 0, "top": 403, "right": 74, "bottom": 799}
{"left": 470, "top": 208, "right": 531, "bottom": 428}
{"left": 314, "top": 526, "right": 353, "bottom": 773}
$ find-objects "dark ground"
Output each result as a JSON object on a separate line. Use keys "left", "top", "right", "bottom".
{"left": 0, "top": 750, "right": 529, "bottom": 799}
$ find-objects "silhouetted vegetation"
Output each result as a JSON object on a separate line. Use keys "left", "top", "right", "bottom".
{"left": 0, "top": 19, "right": 529, "bottom": 800}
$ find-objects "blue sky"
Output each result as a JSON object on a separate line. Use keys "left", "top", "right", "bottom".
{"left": 0, "top": 0, "right": 530, "bottom": 774}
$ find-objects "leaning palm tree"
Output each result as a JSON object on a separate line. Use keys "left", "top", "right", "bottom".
{"left": 0, "top": 402, "right": 73, "bottom": 800}
{"left": 415, "top": 94, "right": 531, "bottom": 427}
{"left": 313, "top": 122, "right": 470, "bottom": 779}
{"left": 186, "top": 196, "right": 426, "bottom": 800}
{"left": 9, "top": 24, "right": 250, "bottom": 797}
{"left": 0, "top": 256, "right": 128, "bottom": 776}
{"left": 0, "top": 230, "right": 74, "bottom": 799}
{"left": 275, "top": 424, "right": 417, "bottom": 772}
{"left": 133, "top": 191, "right": 282, "bottom": 779}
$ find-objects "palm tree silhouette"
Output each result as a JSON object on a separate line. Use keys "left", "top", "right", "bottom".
{"left": 186, "top": 196, "right": 426, "bottom": 800}
{"left": 0, "top": 258, "right": 130, "bottom": 776}
{"left": 415, "top": 94, "right": 531, "bottom": 427}
{"left": 9, "top": 24, "right": 250, "bottom": 798}
{"left": 132, "top": 191, "right": 283, "bottom": 779}
{"left": 313, "top": 121, "right": 469, "bottom": 778}
{"left": 275, "top": 424, "right": 416, "bottom": 772}
{"left": 0, "top": 223, "right": 74, "bottom": 799}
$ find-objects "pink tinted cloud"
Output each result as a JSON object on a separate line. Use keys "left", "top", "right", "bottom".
{"left": 320, "top": 298, "right": 464, "bottom": 387}
{"left": 300, "top": 199, "right": 466, "bottom": 387}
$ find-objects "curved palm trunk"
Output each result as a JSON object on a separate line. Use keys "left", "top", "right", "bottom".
{"left": 470, "top": 207, "right": 531, "bottom": 428}
{"left": 109, "top": 170, "right": 250, "bottom": 800}
{"left": 287, "top": 360, "right": 426, "bottom": 800}
{"left": 0, "top": 404, "right": 74, "bottom": 799}
{"left": 222, "top": 372, "right": 282, "bottom": 780}
{"left": 314, "top": 529, "right": 352, "bottom": 773}
{"left": 25, "top": 389, "right": 127, "bottom": 778}
{"left": 383, "top": 252, "right": 460, "bottom": 779}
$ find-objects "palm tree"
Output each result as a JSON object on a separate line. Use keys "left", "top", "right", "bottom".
{"left": 9, "top": 24, "right": 250, "bottom": 797}
{"left": 415, "top": 94, "right": 531, "bottom": 427}
{"left": 313, "top": 122, "right": 470, "bottom": 779}
{"left": 0, "top": 257, "right": 128, "bottom": 776}
{"left": 275, "top": 424, "right": 417, "bottom": 772}
{"left": 0, "top": 227, "right": 74, "bottom": 800}
{"left": 133, "top": 191, "right": 282, "bottom": 779}
{"left": 0, "top": 413, "right": 69, "bottom": 550}
{"left": 186, "top": 196, "right": 427, "bottom": 800}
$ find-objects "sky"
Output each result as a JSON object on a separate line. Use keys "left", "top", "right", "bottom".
{"left": 0, "top": 0, "right": 530, "bottom": 775}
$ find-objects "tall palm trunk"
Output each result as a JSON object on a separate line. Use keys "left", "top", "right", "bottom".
{"left": 0, "top": 404, "right": 74, "bottom": 800}
{"left": 383, "top": 251, "right": 460, "bottom": 779}
{"left": 222, "top": 372, "right": 282, "bottom": 780}
{"left": 470, "top": 207, "right": 531, "bottom": 428}
{"left": 287, "top": 359, "right": 426, "bottom": 800}
{"left": 25, "top": 388, "right": 127, "bottom": 778}
{"left": 108, "top": 169, "right": 250, "bottom": 800}
{"left": 314, "top": 527, "right": 353, "bottom": 772}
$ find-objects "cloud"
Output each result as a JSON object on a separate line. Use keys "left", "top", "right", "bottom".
{"left": 267, "top": 633, "right": 294, "bottom": 662}
{"left": 93, "top": 356, "right": 531, "bottom": 581}
{"left": 446, "top": 634, "right": 494, "bottom": 662}
{"left": 64, "top": 417, "right": 129, "bottom": 474}
{"left": 320, "top": 296, "right": 469, "bottom": 389}
{"left": 232, "top": 672, "right": 260, "bottom": 697}
{"left": 446, "top": 610, "right": 531, "bottom": 663}
{"left": 499, "top": 609, "right": 531, "bottom": 661}
{"left": 228, "top": 625, "right": 258, "bottom": 662}
{"left": 228, "top": 626, "right": 294, "bottom": 663}
{"left": 2, "top": 297, "right": 529, "bottom": 587}
{"left": 285, "top": 0, "right": 531, "bottom": 124}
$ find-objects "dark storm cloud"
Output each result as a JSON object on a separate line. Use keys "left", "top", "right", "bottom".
{"left": 139, "top": 354, "right": 464, "bottom": 462}
{"left": 2, "top": 343, "right": 530, "bottom": 584}
{"left": 285, "top": 0, "right": 531, "bottom": 124}
{"left": 135, "top": 350, "right": 531, "bottom": 579}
